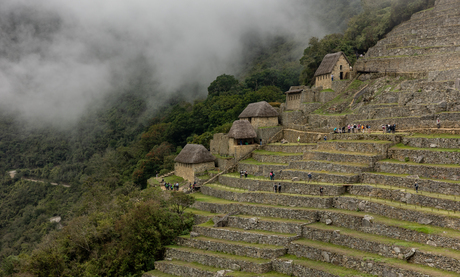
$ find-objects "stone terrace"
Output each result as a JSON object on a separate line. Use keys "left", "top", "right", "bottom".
{"left": 147, "top": 132, "right": 460, "bottom": 277}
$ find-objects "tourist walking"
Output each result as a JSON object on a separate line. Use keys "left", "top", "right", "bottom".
{"left": 297, "top": 136, "right": 300, "bottom": 144}
{"left": 278, "top": 183, "right": 282, "bottom": 193}
{"left": 244, "top": 170, "right": 248, "bottom": 178}
{"left": 414, "top": 182, "right": 419, "bottom": 193}
{"left": 308, "top": 172, "right": 312, "bottom": 182}
{"left": 260, "top": 138, "right": 262, "bottom": 146}
{"left": 320, "top": 187, "right": 324, "bottom": 196}
{"left": 324, "top": 135, "right": 327, "bottom": 141}
{"left": 273, "top": 183, "right": 278, "bottom": 193}
{"left": 436, "top": 118, "right": 440, "bottom": 129}
{"left": 269, "top": 171, "right": 275, "bottom": 180}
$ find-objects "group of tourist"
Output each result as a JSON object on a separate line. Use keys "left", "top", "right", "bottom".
{"left": 273, "top": 183, "right": 282, "bottom": 193}
{"left": 334, "top": 124, "right": 372, "bottom": 134}
{"left": 164, "top": 182, "right": 180, "bottom": 191}
{"left": 382, "top": 124, "right": 397, "bottom": 134}
{"left": 240, "top": 170, "right": 248, "bottom": 178}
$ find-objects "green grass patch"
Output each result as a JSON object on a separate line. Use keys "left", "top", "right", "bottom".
{"left": 380, "top": 159, "right": 460, "bottom": 168}
{"left": 346, "top": 79, "right": 364, "bottom": 92}
{"left": 147, "top": 178, "right": 160, "bottom": 186}
{"left": 239, "top": 158, "right": 288, "bottom": 166}
{"left": 197, "top": 174, "right": 210, "bottom": 180}
{"left": 164, "top": 175, "right": 185, "bottom": 184}
{"left": 253, "top": 150, "right": 303, "bottom": 156}
{"left": 213, "top": 154, "right": 233, "bottom": 159}
{"left": 185, "top": 235, "right": 286, "bottom": 250}
{"left": 392, "top": 143, "right": 460, "bottom": 152}
{"left": 320, "top": 88, "right": 335, "bottom": 93}
{"left": 410, "top": 133, "right": 460, "bottom": 139}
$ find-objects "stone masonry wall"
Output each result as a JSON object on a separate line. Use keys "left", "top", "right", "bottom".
{"left": 317, "top": 141, "right": 393, "bottom": 155}
{"left": 375, "top": 161, "right": 460, "bottom": 180}
{"left": 402, "top": 136, "right": 460, "bottom": 149}
{"left": 389, "top": 148, "right": 460, "bottom": 164}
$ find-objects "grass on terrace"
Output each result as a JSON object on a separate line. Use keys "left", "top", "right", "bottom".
{"left": 294, "top": 239, "right": 460, "bottom": 277}
{"left": 410, "top": 133, "right": 460, "bottom": 139}
{"left": 392, "top": 143, "right": 460, "bottom": 152}
{"left": 379, "top": 158, "right": 460, "bottom": 168}
{"left": 180, "top": 234, "right": 285, "bottom": 250}
{"left": 280, "top": 255, "right": 374, "bottom": 277}
{"left": 239, "top": 158, "right": 288, "bottom": 166}
{"left": 166, "top": 245, "right": 270, "bottom": 263}
{"left": 252, "top": 150, "right": 303, "bottom": 156}
{"left": 366, "top": 171, "right": 460, "bottom": 184}
{"left": 326, "top": 139, "right": 393, "bottom": 144}
{"left": 224, "top": 172, "right": 349, "bottom": 186}
{"left": 267, "top": 142, "right": 317, "bottom": 146}
{"left": 309, "top": 149, "right": 380, "bottom": 156}
{"left": 307, "top": 222, "right": 460, "bottom": 260}
{"left": 197, "top": 221, "right": 298, "bottom": 237}
{"left": 190, "top": 193, "right": 460, "bottom": 239}
{"left": 297, "top": 160, "right": 370, "bottom": 167}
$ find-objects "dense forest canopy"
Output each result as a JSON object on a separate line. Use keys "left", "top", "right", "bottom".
{"left": 0, "top": 0, "right": 436, "bottom": 275}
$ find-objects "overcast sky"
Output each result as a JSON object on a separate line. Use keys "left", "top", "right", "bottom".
{"left": 0, "top": 0, "right": 328, "bottom": 126}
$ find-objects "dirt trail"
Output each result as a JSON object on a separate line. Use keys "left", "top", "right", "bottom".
{"left": 8, "top": 170, "right": 71, "bottom": 188}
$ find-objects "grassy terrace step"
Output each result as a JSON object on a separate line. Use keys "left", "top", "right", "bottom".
{"left": 252, "top": 150, "right": 303, "bottom": 163}
{"left": 193, "top": 222, "right": 300, "bottom": 246}
{"left": 143, "top": 270, "right": 178, "bottom": 277}
{"left": 289, "top": 160, "right": 372, "bottom": 173}
{"left": 239, "top": 158, "right": 288, "bottom": 166}
{"left": 376, "top": 159, "right": 460, "bottom": 180}
{"left": 219, "top": 173, "right": 347, "bottom": 196}
{"left": 177, "top": 235, "right": 287, "bottom": 259}
{"left": 252, "top": 150, "right": 304, "bottom": 156}
{"left": 303, "top": 223, "right": 460, "bottom": 273}
{"left": 391, "top": 143, "right": 460, "bottom": 153}
{"left": 282, "top": 169, "right": 360, "bottom": 184}
{"left": 191, "top": 194, "right": 460, "bottom": 250}
{"left": 202, "top": 184, "right": 334, "bottom": 209}
{"left": 164, "top": 245, "right": 272, "bottom": 274}
{"left": 362, "top": 172, "right": 460, "bottom": 196}
{"left": 305, "top": 149, "right": 384, "bottom": 165}
{"left": 290, "top": 239, "right": 460, "bottom": 277}
{"left": 275, "top": 255, "right": 374, "bottom": 277}
{"left": 264, "top": 143, "right": 317, "bottom": 154}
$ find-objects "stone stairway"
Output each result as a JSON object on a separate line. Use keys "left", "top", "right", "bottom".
{"left": 147, "top": 132, "right": 460, "bottom": 276}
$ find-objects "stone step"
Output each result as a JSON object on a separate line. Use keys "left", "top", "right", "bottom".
{"left": 316, "top": 140, "right": 393, "bottom": 155}
{"left": 218, "top": 174, "right": 346, "bottom": 196}
{"left": 142, "top": 269, "right": 178, "bottom": 277}
{"left": 251, "top": 150, "right": 304, "bottom": 164}
{"left": 389, "top": 144, "right": 460, "bottom": 164}
{"left": 177, "top": 235, "right": 287, "bottom": 259}
{"left": 191, "top": 196, "right": 460, "bottom": 251}
{"left": 350, "top": 183, "right": 460, "bottom": 212}
{"left": 289, "top": 160, "right": 373, "bottom": 174}
{"left": 192, "top": 224, "right": 300, "bottom": 247}
{"left": 375, "top": 159, "right": 460, "bottom": 181}
{"left": 237, "top": 159, "right": 289, "bottom": 178}
{"left": 281, "top": 169, "right": 360, "bottom": 184}
{"left": 362, "top": 172, "right": 460, "bottom": 196}
{"left": 274, "top": 256, "right": 372, "bottom": 277}
{"left": 302, "top": 223, "right": 460, "bottom": 273}
{"left": 402, "top": 135, "right": 460, "bottom": 149}
{"left": 192, "top": 193, "right": 319, "bottom": 221}
{"left": 264, "top": 143, "right": 317, "bottom": 153}
{"left": 164, "top": 246, "right": 273, "bottom": 274}
{"left": 290, "top": 239, "right": 460, "bottom": 277}
{"left": 153, "top": 260, "right": 220, "bottom": 277}
{"left": 201, "top": 184, "right": 334, "bottom": 209}
{"left": 304, "top": 149, "right": 385, "bottom": 165}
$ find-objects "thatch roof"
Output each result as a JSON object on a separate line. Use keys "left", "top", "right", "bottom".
{"left": 314, "top": 52, "right": 350, "bottom": 77}
{"left": 238, "top": 101, "right": 279, "bottom": 118}
{"left": 174, "top": 144, "right": 216, "bottom": 164}
{"left": 285, "top": 89, "right": 303, "bottom": 94}
{"left": 228, "top": 120, "right": 257, "bottom": 139}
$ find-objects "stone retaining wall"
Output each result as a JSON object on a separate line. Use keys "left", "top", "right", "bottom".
{"left": 237, "top": 163, "right": 288, "bottom": 178}
{"left": 154, "top": 261, "right": 215, "bottom": 277}
{"left": 201, "top": 186, "right": 333, "bottom": 209}
{"left": 219, "top": 176, "right": 346, "bottom": 196}
{"left": 307, "top": 114, "right": 347, "bottom": 129}
{"left": 281, "top": 170, "right": 360, "bottom": 184}
{"left": 289, "top": 160, "right": 372, "bottom": 173}
{"left": 272, "top": 259, "right": 341, "bottom": 277}
{"left": 227, "top": 216, "right": 305, "bottom": 235}
{"left": 283, "top": 129, "right": 326, "bottom": 144}
{"left": 264, "top": 144, "right": 317, "bottom": 153}
{"left": 288, "top": 242, "right": 427, "bottom": 277}
{"left": 252, "top": 153, "right": 303, "bottom": 164}
{"left": 302, "top": 226, "right": 460, "bottom": 273}
{"left": 317, "top": 141, "right": 392, "bottom": 155}
{"left": 333, "top": 197, "right": 460, "bottom": 231}
{"left": 191, "top": 202, "right": 318, "bottom": 221}
{"left": 389, "top": 148, "right": 460, "bottom": 164}
{"left": 177, "top": 237, "right": 286, "bottom": 259}
{"left": 362, "top": 172, "right": 460, "bottom": 196}
{"left": 350, "top": 185, "right": 460, "bottom": 212}
{"left": 330, "top": 133, "right": 402, "bottom": 143}
{"left": 304, "top": 151, "right": 383, "bottom": 165}
{"left": 192, "top": 226, "right": 299, "bottom": 247}
{"left": 376, "top": 161, "right": 460, "bottom": 180}
{"left": 402, "top": 136, "right": 460, "bottom": 149}
{"left": 164, "top": 247, "right": 273, "bottom": 274}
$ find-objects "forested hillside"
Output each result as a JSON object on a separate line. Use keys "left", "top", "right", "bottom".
{"left": 0, "top": 0, "right": 436, "bottom": 275}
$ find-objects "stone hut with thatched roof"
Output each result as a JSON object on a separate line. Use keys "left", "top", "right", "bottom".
{"left": 314, "top": 52, "right": 351, "bottom": 89}
{"left": 227, "top": 120, "right": 258, "bottom": 159}
{"left": 174, "top": 144, "right": 216, "bottom": 182}
{"left": 238, "top": 101, "right": 279, "bottom": 129}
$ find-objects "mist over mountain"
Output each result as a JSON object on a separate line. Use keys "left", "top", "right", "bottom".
{"left": 0, "top": 0, "right": 344, "bottom": 127}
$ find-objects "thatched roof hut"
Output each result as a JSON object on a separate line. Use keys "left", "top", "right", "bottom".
{"left": 228, "top": 120, "right": 257, "bottom": 139}
{"left": 238, "top": 101, "right": 279, "bottom": 118}
{"left": 314, "top": 52, "right": 350, "bottom": 77}
{"left": 174, "top": 144, "right": 216, "bottom": 164}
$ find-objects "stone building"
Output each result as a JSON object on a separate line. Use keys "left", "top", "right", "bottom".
{"left": 227, "top": 120, "right": 258, "bottom": 159}
{"left": 314, "top": 52, "right": 351, "bottom": 89}
{"left": 285, "top": 86, "right": 312, "bottom": 110}
{"left": 238, "top": 101, "right": 279, "bottom": 129}
{"left": 174, "top": 144, "right": 216, "bottom": 182}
